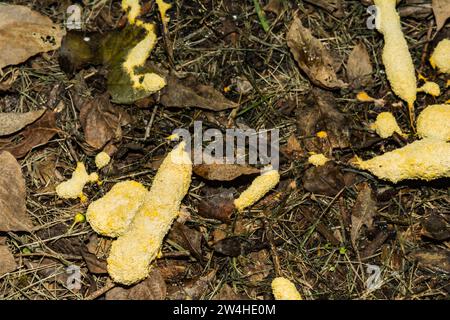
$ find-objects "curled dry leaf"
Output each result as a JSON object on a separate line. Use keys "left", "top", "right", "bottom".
{"left": 346, "top": 42, "right": 373, "bottom": 88}
{"left": 0, "top": 4, "right": 65, "bottom": 69}
{"left": 410, "top": 249, "right": 450, "bottom": 274}
{"left": 350, "top": 183, "right": 378, "bottom": 248}
{"left": 160, "top": 75, "right": 238, "bottom": 111}
{"left": 0, "top": 237, "right": 17, "bottom": 276}
{"left": 0, "top": 110, "right": 46, "bottom": 136}
{"left": 0, "top": 151, "right": 32, "bottom": 232}
{"left": 263, "top": 0, "right": 286, "bottom": 16}
{"left": 432, "top": 0, "right": 450, "bottom": 32}
{"left": 0, "top": 111, "right": 58, "bottom": 158}
{"left": 193, "top": 163, "right": 259, "bottom": 181}
{"left": 287, "top": 16, "right": 346, "bottom": 89}
{"left": 106, "top": 268, "right": 167, "bottom": 300}
{"left": 79, "top": 94, "right": 131, "bottom": 149}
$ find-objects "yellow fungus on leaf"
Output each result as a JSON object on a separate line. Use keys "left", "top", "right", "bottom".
{"left": 316, "top": 131, "right": 328, "bottom": 139}
{"left": 374, "top": 0, "right": 416, "bottom": 123}
{"left": 271, "top": 277, "right": 302, "bottom": 300}
{"left": 417, "top": 81, "right": 441, "bottom": 97}
{"left": 56, "top": 162, "right": 98, "bottom": 200}
{"left": 121, "top": 0, "right": 166, "bottom": 93}
{"left": 308, "top": 153, "right": 330, "bottom": 166}
{"left": 95, "top": 151, "right": 111, "bottom": 169}
{"left": 354, "top": 139, "right": 450, "bottom": 183}
{"left": 234, "top": 168, "right": 280, "bottom": 212}
{"left": 371, "top": 112, "right": 405, "bottom": 138}
{"left": 430, "top": 39, "right": 450, "bottom": 74}
{"left": 107, "top": 142, "right": 192, "bottom": 284}
{"left": 356, "top": 91, "right": 374, "bottom": 102}
{"left": 86, "top": 181, "right": 148, "bottom": 237}
{"left": 416, "top": 104, "right": 450, "bottom": 141}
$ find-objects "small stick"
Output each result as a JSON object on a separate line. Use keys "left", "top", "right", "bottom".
{"left": 262, "top": 217, "right": 282, "bottom": 277}
{"left": 84, "top": 279, "right": 115, "bottom": 300}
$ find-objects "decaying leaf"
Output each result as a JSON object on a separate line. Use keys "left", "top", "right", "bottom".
{"left": 106, "top": 268, "right": 167, "bottom": 300}
{"left": 0, "top": 4, "right": 65, "bottom": 69}
{"left": 346, "top": 42, "right": 373, "bottom": 88}
{"left": 213, "top": 236, "right": 244, "bottom": 257}
{"left": 410, "top": 249, "right": 450, "bottom": 274}
{"left": 0, "top": 110, "right": 46, "bottom": 136}
{"left": 213, "top": 284, "right": 247, "bottom": 300}
{"left": 79, "top": 94, "right": 131, "bottom": 149}
{"left": 263, "top": 0, "right": 286, "bottom": 16}
{"left": 0, "top": 237, "right": 17, "bottom": 276}
{"left": 351, "top": 183, "right": 377, "bottom": 247}
{"left": 421, "top": 213, "right": 450, "bottom": 241}
{"left": 160, "top": 75, "right": 238, "bottom": 111}
{"left": 296, "top": 88, "right": 350, "bottom": 154}
{"left": 0, "top": 111, "right": 59, "bottom": 158}
{"left": 167, "top": 269, "right": 216, "bottom": 300}
{"left": 432, "top": 0, "right": 450, "bottom": 32}
{"left": 193, "top": 164, "right": 259, "bottom": 181}
{"left": 302, "top": 162, "right": 347, "bottom": 196}
{"left": 0, "top": 151, "right": 32, "bottom": 232}
{"left": 197, "top": 189, "right": 235, "bottom": 222}
{"left": 287, "top": 16, "right": 346, "bottom": 89}
{"left": 167, "top": 222, "right": 203, "bottom": 261}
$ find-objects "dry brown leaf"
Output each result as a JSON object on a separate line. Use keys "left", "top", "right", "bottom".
{"left": 296, "top": 88, "right": 350, "bottom": 154}
{"left": 79, "top": 94, "right": 131, "bottom": 149}
{"left": 0, "top": 237, "right": 17, "bottom": 276}
{"left": 420, "top": 213, "right": 450, "bottom": 241}
{"left": 0, "top": 4, "right": 65, "bottom": 69}
{"left": 167, "top": 269, "right": 216, "bottom": 300}
{"left": 432, "top": 0, "right": 450, "bottom": 32}
{"left": 213, "top": 284, "right": 247, "bottom": 300}
{"left": 410, "top": 249, "right": 450, "bottom": 274}
{"left": 0, "top": 151, "right": 32, "bottom": 232}
{"left": 0, "top": 110, "right": 46, "bottom": 136}
{"left": 160, "top": 75, "right": 238, "bottom": 111}
{"left": 281, "top": 134, "right": 303, "bottom": 159}
{"left": 0, "top": 111, "right": 59, "bottom": 158}
{"left": 263, "top": 0, "right": 286, "bottom": 16}
{"left": 106, "top": 268, "right": 167, "bottom": 300}
{"left": 287, "top": 16, "right": 346, "bottom": 89}
{"left": 167, "top": 222, "right": 203, "bottom": 261}
{"left": 197, "top": 190, "right": 235, "bottom": 222}
{"left": 351, "top": 183, "right": 377, "bottom": 247}
{"left": 302, "top": 162, "right": 347, "bottom": 196}
{"left": 213, "top": 236, "right": 243, "bottom": 257}
{"left": 193, "top": 163, "right": 259, "bottom": 181}
{"left": 347, "top": 42, "right": 373, "bottom": 88}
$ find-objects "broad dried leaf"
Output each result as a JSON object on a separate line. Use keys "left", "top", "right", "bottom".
{"left": 302, "top": 162, "right": 346, "bottom": 196}
{"left": 432, "top": 0, "right": 450, "bottom": 32}
{"left": 0, "top": 110, "right": 46, "bottom": 136}
{"left": 0, "top": 111, "right": 58, "bottom": 158}
{"left": 160, "top": 75, "right": 238, "bottom": 111}
{"left": 167, "top": 222, "right": 203, "bottom": 261}
{"left": 347, "top": 42, "right": 373, "bottom": 88}
{"left": 167, "top": 270, "right": 216, "bottom": 300}
{"left": 0, "top": 4, "right": 65, "bottom": 69}
{"left": 106, "top": 268, "right": 167, "bottom": 300}
{"left": 411, "top": 249, "right": 450, "bottom": 274}
{"left": 0, "top": 151, "right": 32, "bottom": 231}
{"left": 79, "top": 94, "right": 131, "bottom": 149}
{"left": 296, "top": 88, "right": 350, "bottom": 154}
{"left": 193, "top": 164, "right": 259, "bottom": 181}
{"left": 351, "top": 183, "right": 377, "bottom": 247}
{"left": 287, "top": 17, "right": 346, "bottom": 89}
{"left": 0, "top": 237, "right": 17, "bottom": 276}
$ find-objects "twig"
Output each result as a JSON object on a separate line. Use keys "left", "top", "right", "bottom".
{"left": 84, "top": 279, "right": 115, "bottom": 300}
